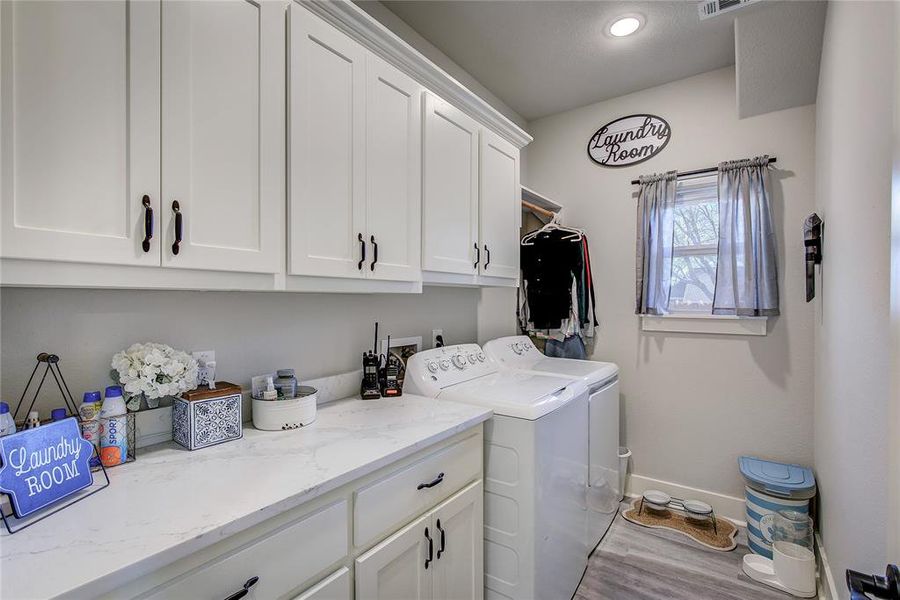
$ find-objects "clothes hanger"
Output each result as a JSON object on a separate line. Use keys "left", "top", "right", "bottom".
{"left": 521, "top": 212, "right": 583, "bottom": 245}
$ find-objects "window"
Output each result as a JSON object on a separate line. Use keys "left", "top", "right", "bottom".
{"left": 669, "top": 175, "right": 718, "bottom": 314}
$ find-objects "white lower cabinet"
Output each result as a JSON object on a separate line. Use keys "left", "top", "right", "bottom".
{"left": 356, "top": 480, "right": 484, "bottom": 600}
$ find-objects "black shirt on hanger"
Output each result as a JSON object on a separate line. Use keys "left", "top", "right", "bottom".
{"left": 520, "top": 229, "right": 584, "bottom": 330}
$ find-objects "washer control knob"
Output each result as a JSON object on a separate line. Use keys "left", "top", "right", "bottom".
{"left": 439, "top": 359, "right": 450, "bottom": 371}
{"left": 427, "top": 361, "right": 439, "bottom": 373}
{"left": 467, "top": 353, "right": 477, "bottom": 364}
{"left": 512, "top": 343, "right": 523, "bottom": 354}
{"left": 452, "top": 354, "right": 467, "bottom": 369}
{"left": 477, "top": 351, "right": 486, "bottom": 362}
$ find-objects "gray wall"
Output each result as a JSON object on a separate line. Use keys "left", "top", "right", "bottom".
{"left": 0, "top": 287, "right": 478, "bottom": 414}
{"left": 523, "top": 67, "right": 816, "bottom": 499}
{"left": 814, "top": 1, "right": 898, "bottom": 592}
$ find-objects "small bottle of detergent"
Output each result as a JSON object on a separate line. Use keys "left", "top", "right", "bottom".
{"left": 0, "top": 402, "right": 16, "bottom": 437}
{"left": 79, "top": 391, "right": 102, "bottom": 467}
{"left": 99, "top": 385, "right": 128, "bottom": 466}
{"left": 51, "top": 408, "right": 68, "bottom": 421}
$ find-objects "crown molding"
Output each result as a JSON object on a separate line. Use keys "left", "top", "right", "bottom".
{"left": 298, "top": 0, "right": 532, "bottom": 149}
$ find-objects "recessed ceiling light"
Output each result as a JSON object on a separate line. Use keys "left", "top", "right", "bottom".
{"left": 608, "top": 15, "right": 644, "bottom": 37}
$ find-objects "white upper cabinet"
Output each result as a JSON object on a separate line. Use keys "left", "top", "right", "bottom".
{"left": 288, "top": 7, "right": 422, "bottom": 282}
{"left": 422, "top": 93, "right": 480, "bottom": 276}
{"left": 161, "top": 0, "right": 283, "bottom": 274}
{"left": 365, "top": 54, "right": 423, "bottom": 282}
{"left": 288, "top": 5, "right": 366, "bottom": 279}
{"left": 0, "top": 0, "right": 160, "bottom": 265}
{"left": 478, "top": 130, "right": 520, "bottom": 280}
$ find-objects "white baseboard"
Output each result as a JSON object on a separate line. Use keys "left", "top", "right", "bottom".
{"left": 625, "top": 473, "right": 748, "bottom": 525}
{"left": 815, "top": 533, "right": 840, "bottom": 600}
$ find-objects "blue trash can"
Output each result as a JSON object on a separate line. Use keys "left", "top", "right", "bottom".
{"left": 739, "top": 456, "right": 816, "bottom": 559}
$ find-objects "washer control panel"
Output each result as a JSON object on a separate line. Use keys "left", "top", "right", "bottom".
{"left": 404, "top": 343, "right": 497, "bottom": 397}
{"left": 482, "top": 335, "right": 541, "bottom": 367}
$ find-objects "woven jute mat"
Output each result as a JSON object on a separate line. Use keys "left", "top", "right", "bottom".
{"left": 622, "top": 499, "right": 737, "bottom": 551}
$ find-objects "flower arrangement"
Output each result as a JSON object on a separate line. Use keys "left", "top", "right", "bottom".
{"left": 111, "top": 343, "right": 199, "bottom": 411}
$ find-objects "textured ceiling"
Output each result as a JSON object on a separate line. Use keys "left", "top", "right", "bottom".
{"left": 381, "top": 0, "right": 739, "bottom": 120}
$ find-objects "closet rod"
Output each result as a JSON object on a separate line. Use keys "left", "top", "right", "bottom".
{"left": 522, "top": 200, "right": 557, "bottom": 218}
{"left": 629, "top": 157, "right": 777, "bottom": 185}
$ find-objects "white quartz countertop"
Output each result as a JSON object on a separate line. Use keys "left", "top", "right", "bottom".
{"left": 0, "top": 395, "right": 491, "bottom": 599}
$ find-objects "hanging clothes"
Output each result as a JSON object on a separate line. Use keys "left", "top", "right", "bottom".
{"left": 520, "top": 228, "right": 584, "bottom": 330}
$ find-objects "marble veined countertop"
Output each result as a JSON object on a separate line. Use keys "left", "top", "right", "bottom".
{"left": 0, "top": 395, "right": 491, "bottom": 599}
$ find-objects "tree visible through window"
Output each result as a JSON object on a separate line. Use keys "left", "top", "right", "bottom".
{"left": 669, "top": 175, "right": 718, "bottom": 313}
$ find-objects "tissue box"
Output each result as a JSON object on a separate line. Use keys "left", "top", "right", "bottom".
{"left": 173, "top": 382, "right": 243, "bottom": 450}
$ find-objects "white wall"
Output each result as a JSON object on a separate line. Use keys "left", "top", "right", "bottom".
{"left": 0, "top": 287, "right": 478, "bottom": 414}
{"left": 814, "top": 1, "right": 898, "bottom": 590}
{"left": 523, "top": 67, "right": 816, "bottom": 499}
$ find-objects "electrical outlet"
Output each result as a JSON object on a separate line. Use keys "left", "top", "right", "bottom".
{"left": 432, "top": 329, "right": 443, "bottom": 348}
{"left": 191, "top": 350, "right": 216, "bottom": 386}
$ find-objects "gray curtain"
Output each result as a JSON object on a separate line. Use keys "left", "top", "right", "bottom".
{"left": 713, "top": 156, "right": 779, "bottom": 316}
{"left": 635, "top": 171, "right": 677, "bottom": 315}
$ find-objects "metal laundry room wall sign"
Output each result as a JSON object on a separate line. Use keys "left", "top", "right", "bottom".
{"left": 587, "top": 114, "right": 671, "bottom": 167}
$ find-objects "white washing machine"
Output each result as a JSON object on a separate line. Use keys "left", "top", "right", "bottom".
{"left": 405, "top": 343, "right": 590, "bottom": 600}
{"left": 483, "top": 335, "right": 620, "bottom": 553}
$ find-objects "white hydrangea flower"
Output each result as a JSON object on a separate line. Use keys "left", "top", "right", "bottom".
{"left": 111, "top": 343, "right": 199, "bottom": 404}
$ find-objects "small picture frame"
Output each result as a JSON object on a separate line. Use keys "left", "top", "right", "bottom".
{"left": 380, "top": 336, "right": 422, "bottom": 384}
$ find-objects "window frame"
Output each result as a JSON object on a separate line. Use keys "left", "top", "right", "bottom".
{"left": 639, "top": 173, "right": 768, "bottom": 336}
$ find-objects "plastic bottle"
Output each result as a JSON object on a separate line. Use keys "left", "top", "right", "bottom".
{"left": 274, "top": 369, "right": 297, "bottom": 399}
{"left": 99, "top": 385, "right": 128, "bottom": 466}
{"left": 79, "top": 391, "right": 102, "bottom": 467}
{"left": 262, "top": 376, "right": 278, "bottom": 401}
{"left": 25, "top": 411, "right": 41, "bottom": 429}
{"left": 51, "top": 408, "right": 68, "bottom": 421}
{"left": 0, "top": 402, "right": 16, "bottom": 437}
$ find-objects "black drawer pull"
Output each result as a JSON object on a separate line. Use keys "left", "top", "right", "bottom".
{"left": 474, "top": 243, "right": 480, "bottom": 270}
{"left": 358, "top": 233, "right": 366, "bottom": 270}
{"left": 424, "top": 527, "right": 433, "bottom": 569}
{"left": 223, "top": 576, "right": 259, "bottom": 600}
{"left": 171, "top": 200, "right": 183, "bottom": 256}
{"left": 417, "top": 472, "right": 444, "bottom": 490}
{"left": 141, "top": 195, "right": 153, "bottom": 253}
{"left": 436, "top": 518, "right": 446, "bottom": 559}
{"left": 370, "top": 235, "right": 378, "bottom": 270}
{"left": 484, "top": 244, "right": 490, "bottom": 269}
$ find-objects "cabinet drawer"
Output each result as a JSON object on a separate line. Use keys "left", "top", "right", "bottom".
{"left": 354, "top": 434, "right": 481, "bottom": 547}
{"left": 292, "top": 567, "right": 351, "bottom": 600}
{"left": 140, "top": 500, "right": 348, "bottom": 600}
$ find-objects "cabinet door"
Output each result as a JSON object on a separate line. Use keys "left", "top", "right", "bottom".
{"left": 160, "top": 0, "right": 283, "bottom": 274}
{"left": 292, "top": 567, "right": 351, "bottom": 600}
{"left": 422, "top": 93, "right": 479, "bottom": 276}
{"left": 356, "top": 513, "right": 433, "bottom": 600}
{"left": 365, "top": 54, "right": 422, "bottom": 282}
{"left": 288, "top": 6, "right": 366, "bottom": 279}
{"left": 0, "top": 0, "right": 160, "bottom": 266}
{"left": 432, "top": 481, "right": 484, "bottom": 600}
{"left": 479, "top": 130, "right": 520, "bottom": 280}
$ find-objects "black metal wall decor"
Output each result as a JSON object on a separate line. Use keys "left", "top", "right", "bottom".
{"left": 587, "top": 114, "right": 671, "bottom": 168}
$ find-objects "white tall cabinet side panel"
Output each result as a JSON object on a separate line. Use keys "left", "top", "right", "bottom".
{"left": 432, "top": 480, "right": 484, "bottom": 600}
{"left": 161, "top": 0, "right": 282, "bottom": 274}
{"left": 478, "top": 130, "right": 520, "bottom": 280}
{"left": 355, "top": 512, "right": 433, "bottom": 600}
{"left": 288, "top": 5, "right": 366, "bottom": 279}
{"left": 0, "top": 0, "right": 160, "bottom": 265}
{"left": 365, "top": 54, "right": 422, "bottom": 282}
{"left": 422, "top": 93, "right": 479, "bottom": 276}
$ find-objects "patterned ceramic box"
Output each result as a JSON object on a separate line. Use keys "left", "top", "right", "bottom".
{"left": 173, "top": 382, "right": 243, "bottom": 450}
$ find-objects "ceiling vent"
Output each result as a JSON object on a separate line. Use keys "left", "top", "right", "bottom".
{"left": 698, "top": 0, "right": 761, "bottom": 20}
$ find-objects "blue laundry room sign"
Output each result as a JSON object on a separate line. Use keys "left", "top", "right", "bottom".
{"left": 0, "top": 418, "right": 95, "bottom": 517}
{"left": 587, "top": 114, "right": 671, "bottom": 167}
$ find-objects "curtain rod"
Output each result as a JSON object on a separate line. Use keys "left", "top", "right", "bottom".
{"left": 629, "top": 157, "right": 777, "bottom": 185}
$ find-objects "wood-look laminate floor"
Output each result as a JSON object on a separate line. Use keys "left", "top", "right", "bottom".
{"left": 575, "top": 506, "right": 792, "bottom": 600}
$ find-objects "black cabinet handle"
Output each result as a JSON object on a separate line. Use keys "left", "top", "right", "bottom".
{"left": 484, "top": 244, "right": 491, "bottom": 270}
{"left": 223, "top": 576, "right": 259, "bottom": 600}
{"left": 358, "top": 233, "right": 366, "bottom": 270}
{"left": 424, "top": 527, "right": 433, "bottom": 570}
{"left": 436, "top": 518, "right": 446, "bottom": 559}
{"left": 141, "top": 195, "right": 153, "bottom": 253}
{"left": 171, "top": 201, "right": 182, "bottom": 256}
{"left": 417, "top": 472, "right": 444, "bottom": 490}
{"left": 474, "top": 243, "right": 480, "bottom": 270}
{"left": 370, "top": 235, "right": 378, "bottom": 271}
